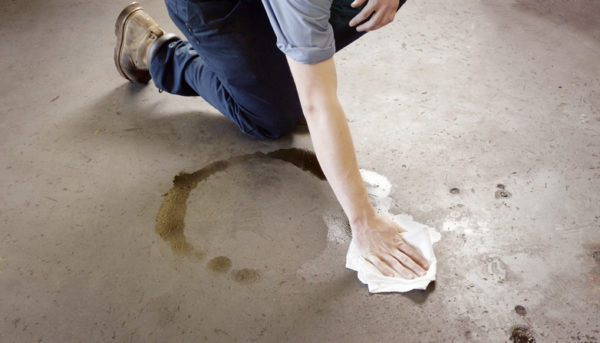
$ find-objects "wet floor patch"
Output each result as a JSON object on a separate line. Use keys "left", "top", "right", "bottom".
{"left": 510, "top": 325, "right": 536, "bottom": 343}
{"left": 155, "top": 148, "right": 326, "bottom": 284}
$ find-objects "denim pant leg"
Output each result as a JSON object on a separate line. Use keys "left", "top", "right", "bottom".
{"left": 150, "top": 0, "right": 302, "bottom": 139}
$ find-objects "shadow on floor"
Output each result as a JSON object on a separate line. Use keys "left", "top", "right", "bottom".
{"left": 402, "top": 280, "right": 436, "bottom": 304}
{"left": 54, "top": 83, "right": 305, "bottom": 160}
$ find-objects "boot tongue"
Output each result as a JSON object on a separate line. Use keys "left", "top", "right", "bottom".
{"left": 140, "top": 26, "right": 164, "bottom": 66}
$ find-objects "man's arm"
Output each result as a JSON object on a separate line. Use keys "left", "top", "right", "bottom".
{"left": 286, "top": 56, "right": 429, "bottom": 278}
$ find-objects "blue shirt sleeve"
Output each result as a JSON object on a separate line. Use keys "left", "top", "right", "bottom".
{"left": 261, "top": 0, "right": 335, "bottom": 65}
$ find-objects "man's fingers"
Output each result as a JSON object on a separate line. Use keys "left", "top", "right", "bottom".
{"left": 391, "top": 249, "right": 426, "bottom": 277}
{"left": 355, "top": 10, "right": 386, "bottom": 32}
{"left": 351, "top": 0, "right": 367, "bottom": 8}
{"left": 366, "top": 256, "right": 398, "bottom": 278}
{"left": 349, "top": 6, "right": 374, "bottom": 27}
{"left": 386, "top": 11, "right": 396, "bottom": 24}
{"left": 379, "top": 254, "right": 416, "bottom": 279}
{"left": 397, "top": 240, "right": 430, "bottom": 270}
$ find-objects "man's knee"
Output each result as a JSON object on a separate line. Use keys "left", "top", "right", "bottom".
{"left": 239, "top": 107, "right": 303, "bottom": 140}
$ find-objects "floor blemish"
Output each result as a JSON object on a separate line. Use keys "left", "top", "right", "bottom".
{"left": 231, "top": 268, "right": 261, "bottom": 285}
{"left": 510, "top": 325, "right": 536, "bottom": 343}
{"left": 592, "top": 250, "right": 600, "bottom": 264}
{"left": 515, "top": 305, "right": 527, "bottom": 316}
{"left": 495, "top": 190, "right": 512, "bottom": 199}
{"left": 206, "top": 256, "right": 232, "bottom": 274}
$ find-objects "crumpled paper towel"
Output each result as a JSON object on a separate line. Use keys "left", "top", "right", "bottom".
{"left": 345, "top": 170, "right": 441, "bottom": 293}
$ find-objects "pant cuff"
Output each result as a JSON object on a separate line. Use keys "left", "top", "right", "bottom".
{"left": 148, "top": 33, "right": 181, "bottom": 65}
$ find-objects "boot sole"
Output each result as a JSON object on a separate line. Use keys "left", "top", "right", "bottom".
{"left": 114, "top": 2, "right": 150, "bottom": 83}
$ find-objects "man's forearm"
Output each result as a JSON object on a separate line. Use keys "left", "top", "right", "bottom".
{"left": 286, "top": 57, "right": 374, "bottom": 227}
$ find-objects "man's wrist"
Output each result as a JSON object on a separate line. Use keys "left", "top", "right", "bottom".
{"left": 348, "top": 204, "right": 376, "bottom": 232}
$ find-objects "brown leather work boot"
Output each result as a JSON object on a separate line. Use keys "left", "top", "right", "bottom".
{"left": 114, "top": 2, "right": 166, "bottom": 83}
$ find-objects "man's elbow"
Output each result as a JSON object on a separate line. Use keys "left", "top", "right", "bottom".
{"left": 286, "top": 56, "right": 339, "bottom": 121}
{"left": 302, "top": 101, "right": 319, "bottom": 120}
{"left": 299, "top": 93, "right": 341, "bottom": 123}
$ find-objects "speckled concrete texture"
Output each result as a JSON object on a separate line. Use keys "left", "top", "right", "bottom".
{"left": 1, "top": 0, "right": 599, "bottom": 342}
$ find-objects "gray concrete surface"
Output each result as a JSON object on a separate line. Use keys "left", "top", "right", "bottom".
{"left": 1, "top": 0, "right": 599, "bottom": 342}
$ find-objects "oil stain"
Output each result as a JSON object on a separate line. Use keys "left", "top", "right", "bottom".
{"left": 231, "top": 268, "right": 261, "bottom": 285}
{"left": 207, "top": 256, "right": 232, "bottom": 274}
{"left": 155, "top": 148, "right": 325, "bottom": 285}
{"left": 155, "top": 159, "right": 229, "bottom": 256}
{"left": 510, "top": 325, "right": 536, "bottom": 343}
{"left": 155, "top": 148, "right": 325, "bottom": 257}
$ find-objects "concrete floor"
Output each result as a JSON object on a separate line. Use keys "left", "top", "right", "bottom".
{"left": 1, "top": 0, "right": 599, "bottom": 342}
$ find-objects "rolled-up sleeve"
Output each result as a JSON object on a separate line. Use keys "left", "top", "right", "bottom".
{"left": 261, "top": 0, "right": 335, "bottom": 65}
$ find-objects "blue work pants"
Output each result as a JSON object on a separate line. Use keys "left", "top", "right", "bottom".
{"left": 150, "top": 0, "right": 406, "bottom": 139}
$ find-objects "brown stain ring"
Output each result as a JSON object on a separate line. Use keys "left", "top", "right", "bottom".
{"left": 154, "top": 148, "right": 326, "bottom": 282}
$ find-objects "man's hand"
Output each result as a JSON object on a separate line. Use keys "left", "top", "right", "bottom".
{"left": 352, "top": 213, "right": 430, "bottom": 278}
{"left": 349, "top": 0, "right": 400, "bottom": 32}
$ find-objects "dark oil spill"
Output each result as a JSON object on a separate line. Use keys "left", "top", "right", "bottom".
{"left": 514, "top": 305, "right": 527, "bottom": 316}
{"left": 231, "top": 268, "right": 260, "bottom": 284}
{"left": 155, "top": 148, "right": 325, "bottom": 286}
{"left": 510, "top": 325, "right": 536, "bottom": 343}
{"left": 207, "top": 256, "right": 232, "bottom": 274}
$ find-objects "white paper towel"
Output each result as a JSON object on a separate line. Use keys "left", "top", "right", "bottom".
{"left": 345, "top": 170, "right": 441, "bottom": 293}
